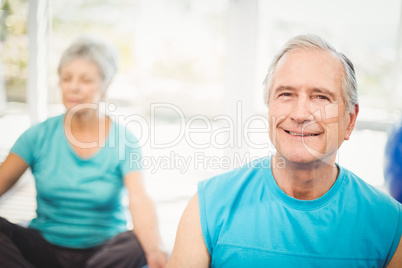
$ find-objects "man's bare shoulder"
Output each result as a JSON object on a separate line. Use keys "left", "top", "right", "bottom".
{"left": 167, "top": 194, "right": 211, "bottom": 268}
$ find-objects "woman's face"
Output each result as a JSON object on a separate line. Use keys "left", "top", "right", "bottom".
{"left": 59, "top": 58, "right": 104, "bottom": 112}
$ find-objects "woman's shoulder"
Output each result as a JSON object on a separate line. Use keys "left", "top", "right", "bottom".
{"left": 22, "top": 114, "right": 64, "bottom": 138}
{"left": 10, "top": 114, "right": 64, "bottom": 163}
{"left": 111, "top": 118, "right": 139, "bottom": 140}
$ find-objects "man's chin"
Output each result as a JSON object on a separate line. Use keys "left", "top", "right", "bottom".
{"left": 275, "top": 151, "right": 330, "bottom": 166}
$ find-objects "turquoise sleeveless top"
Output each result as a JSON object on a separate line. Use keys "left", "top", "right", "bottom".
{"left": 198, "top": 157, "right": 402, "bottom": 267}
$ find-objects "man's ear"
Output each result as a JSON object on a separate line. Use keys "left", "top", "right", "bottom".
{"left": 344, "top": 104, "right": 359, "bottom": 141}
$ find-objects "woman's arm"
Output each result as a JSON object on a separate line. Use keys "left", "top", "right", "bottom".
{"left": 124, "top": 172, "right": 167, "bottom": 268}
{"left": 0, "top": 153, "right": 29, "bottom": 197}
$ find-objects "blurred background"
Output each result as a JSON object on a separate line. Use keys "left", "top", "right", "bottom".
{"left": 0, "top": 0, "right": 401, "bottom": 252}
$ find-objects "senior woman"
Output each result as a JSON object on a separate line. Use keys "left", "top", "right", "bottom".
{"left": 0, "top": 36, "right": 167, "bottom": 268}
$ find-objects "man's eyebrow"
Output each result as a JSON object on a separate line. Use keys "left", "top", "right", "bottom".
{"left": 273, "top": 86, "right": 295, "bottom": 94}
{"left": 312, "top": 87, "right": 336, "bottom": 99}
{"left": 272, "top": 86, "right": 337, "bottom": 99}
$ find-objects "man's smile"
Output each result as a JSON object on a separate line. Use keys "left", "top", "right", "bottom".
{"left": 284, "top": 130, "right": 320, "bottom": 137}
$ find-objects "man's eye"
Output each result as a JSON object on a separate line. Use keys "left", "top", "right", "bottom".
{"left": 278, "top": 93, "right": 292, "bottom": 97}
{"left": 316, "top": 95, "right": 329, "bottom": 100}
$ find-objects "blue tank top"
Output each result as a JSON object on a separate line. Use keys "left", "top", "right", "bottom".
{"left": 198, "top": 157, "right": 402, "bottom": 267}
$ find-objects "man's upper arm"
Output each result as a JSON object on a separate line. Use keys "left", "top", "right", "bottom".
{"left": 387, "top": 235, "right": 402, "bottom": 268}
{"left": 167, "top": 193, "right": 211, "bottom": 267}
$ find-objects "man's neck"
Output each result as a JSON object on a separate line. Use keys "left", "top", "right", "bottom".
{"left": 271, "top": 154, "right": 339, "bottom": 200}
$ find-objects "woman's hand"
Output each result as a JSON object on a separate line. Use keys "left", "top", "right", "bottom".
{"left": 124, "top": 172, "right": 167, "bottom": 268}
{"left": 146, "top": 249, "right": 168, "bottom": 268}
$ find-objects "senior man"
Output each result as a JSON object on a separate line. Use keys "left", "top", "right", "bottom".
{"left": 167, "top": 34, "right": 402, "bottom": 267}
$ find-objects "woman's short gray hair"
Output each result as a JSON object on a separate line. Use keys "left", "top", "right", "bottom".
{"left": 58, "top": 36, "right": 119, "bottom": 92}
{"left": 263, "top": 34, "right": 358, "bottom": 114}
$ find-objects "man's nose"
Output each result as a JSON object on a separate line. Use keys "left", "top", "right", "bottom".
{"left": 289, "top": 97, "right": 312, "bottom": 124}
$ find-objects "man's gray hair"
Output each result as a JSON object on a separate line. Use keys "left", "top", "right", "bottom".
{"left": 263, "top": 34, "right": 358, "bottom": 114}
{"left": 58, "top": 35, "right": 119, "bottom": 92}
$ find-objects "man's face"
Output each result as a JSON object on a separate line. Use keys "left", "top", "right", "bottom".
{"left": 268, "top": 49, "right": 357, "bottom": 166}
